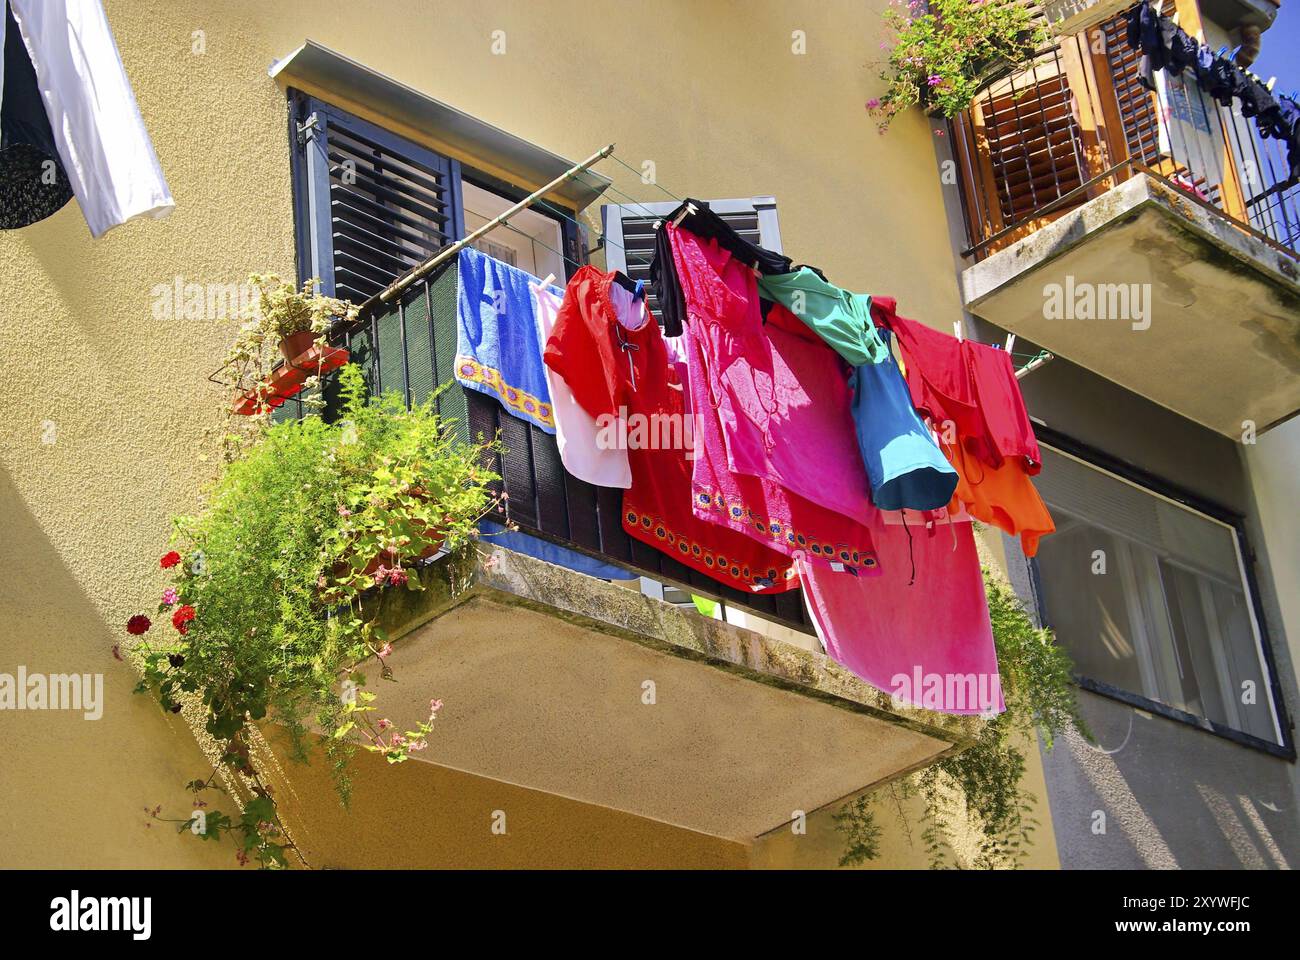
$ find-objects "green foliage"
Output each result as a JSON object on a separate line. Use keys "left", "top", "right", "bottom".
{"left": 834, "top": 793, "right": 884, "bottom": 867}
{"left": 131, "top": 363, "right": 500, "bottom": 867}
{"left": 868, "top": 0, "right": 1047, "bottom": 130}
{"left": 835, "top": 569, "right": 1090, "bottom": 868}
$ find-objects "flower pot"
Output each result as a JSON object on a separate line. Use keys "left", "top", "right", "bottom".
{"left": 278, "top": 330, "right": 319, "bottom": 362}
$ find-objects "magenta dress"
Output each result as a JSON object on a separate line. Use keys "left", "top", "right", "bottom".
{"left": 798, "top": 516, "right": 1005, "bottom": 715}
{"left": 667, "top": 223, "right": 880, "bottom": 573}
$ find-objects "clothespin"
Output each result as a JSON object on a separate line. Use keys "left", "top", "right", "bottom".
{"left": 1217, "top": 45, "right": 1228, "bottom": 58}
{"left": 671, "top": 202, "right": 697, "bottom": 228}
{"left": 1171, "top": 11, "right": 1180, "bottom": 25}
{"left": 539, "top": 273, "right": 556, "bottom": 289}
{"left": 653, "top": 219, "right": 663, "bottom": 231}
{"left": 633, "top": 279, "right": 646, "bottom": 302}
{"left": 1005, "top": 333, "right": 1016, "bottom": 353}
{"left": 953, "top": 320, "right": 964, "bottom": 342}
{"left": 1267, "top": 77, "right": 1277, "bottom": 91}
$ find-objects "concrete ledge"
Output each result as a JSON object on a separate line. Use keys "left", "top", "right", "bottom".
{"left": 345, "top": 544, "right": 977, "bottom": 841}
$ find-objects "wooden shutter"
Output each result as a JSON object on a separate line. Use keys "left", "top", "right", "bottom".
{"left": 293, "top": 94, "right": 464, "bottom": 303}
{"left": 600, "top": 196, "right": 783, "bottom": 320}
{"left": 978, "top": 72, "right": 1089, "bottom": 223}
{"left": 1100, "top": 10, "right": 1163, "bottom": 166}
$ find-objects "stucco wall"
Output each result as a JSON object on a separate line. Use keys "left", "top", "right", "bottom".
{"left": 0, "top": 0, "right": 1055, "bottom": 867}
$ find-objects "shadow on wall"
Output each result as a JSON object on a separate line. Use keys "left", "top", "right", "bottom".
{"left": 0, "top": 466, "right": 233, "bottom": 868}
{"left": 1039, "top": 690, "right": 1300, "bottom": 869}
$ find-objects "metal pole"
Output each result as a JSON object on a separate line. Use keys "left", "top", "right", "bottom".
{"left": 376, "top": 142, "right": 616, "bottom": 304}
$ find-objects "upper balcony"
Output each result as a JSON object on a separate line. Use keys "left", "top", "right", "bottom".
{"left": 949, "top": 10, "right": 1300, "bottom": 437}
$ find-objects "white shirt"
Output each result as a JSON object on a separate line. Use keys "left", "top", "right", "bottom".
{"left": 531, "top": 282, "right": 633, "bottom": 489}
{"left": 6, "top": 0, "right": 173, "bottom": 237}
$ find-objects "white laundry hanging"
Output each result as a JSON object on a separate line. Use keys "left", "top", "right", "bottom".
{"left": 4, "top": 0, "right": 172, "bottom": 236}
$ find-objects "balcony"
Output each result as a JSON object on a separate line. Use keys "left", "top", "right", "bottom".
{"left": 950, "top": 19, "right": 1300, "bottom": 436}
{"left": 263, "top": 256, "right": 975, "bottom": 863}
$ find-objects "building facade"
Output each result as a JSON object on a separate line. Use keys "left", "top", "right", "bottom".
{"left": 0, "top": 0, "right": 1295, "bottom": 869}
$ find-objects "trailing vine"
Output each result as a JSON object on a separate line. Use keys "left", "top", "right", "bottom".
{"left": 125, "top": 362, "right": 502, "bottom": 868}
{"left": 836, "top": 570, "right": 1091, "bottom": 868}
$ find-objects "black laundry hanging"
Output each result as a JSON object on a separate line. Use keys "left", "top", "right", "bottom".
{"left": 0, "top": 2, "right": 73, "bottom": 230}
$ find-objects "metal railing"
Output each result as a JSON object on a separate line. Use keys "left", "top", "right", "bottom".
{"left": 952, "top": 19, "right": 1300, "bottom": 262}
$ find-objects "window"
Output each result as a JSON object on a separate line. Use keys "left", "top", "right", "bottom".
{"left": 601, "top": 196, "right": 783, "bottom": 320}
{"left": 1032, "top": 444, "right": 1287, "bottom": 751}
{"left": 289, "top": 92, "right": 573, "bottom": 300}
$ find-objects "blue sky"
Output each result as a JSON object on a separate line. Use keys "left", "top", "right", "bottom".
{"left": 1251, "top": 5, "right": 1299, "bottom": 100}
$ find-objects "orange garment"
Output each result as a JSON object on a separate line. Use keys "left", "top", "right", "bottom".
{"left": 945, "top": 441, "right": 1054, "bottom": 557}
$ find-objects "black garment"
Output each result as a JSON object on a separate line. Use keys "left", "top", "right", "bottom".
{"left": 1193, "top": 43, "right": 1214, "bottom": 84}
{"left": 1207, "top": 57, "right": 1240, "bottom": 107}
{"left": 0, "top": 4, "right": 73, "bottom": 229}
{"left": 648, "top": 214, "right": 687, "bottom": 336}
{"left": 648, "top": 199, "right": 794, "bottom": 337}
{"left": 1239, "top": 77, "right": 1274, "bottom": 119}
{"left": 1167, "top": 28, "right": 1199, "bottom": 77}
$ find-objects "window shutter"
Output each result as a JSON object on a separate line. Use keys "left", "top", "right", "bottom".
{"left": 600, "top": 197, "right": 783, "bottom": 319}
{"left": 979, "top": 74, "right": 1088, "bottom": 223}
{"left": 294, "top": 95, "right": 464, "bottom": 303}
{"left": 1100, "top": 10, "right": 1162, "bottom": 167}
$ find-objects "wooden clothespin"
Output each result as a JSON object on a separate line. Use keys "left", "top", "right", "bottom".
{"left": 671, "top": 202, "right": 697, "bottom": 228}
{"left": 953, "top": 320, "right": 964, "bottom": 342}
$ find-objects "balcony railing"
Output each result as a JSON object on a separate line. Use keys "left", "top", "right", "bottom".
{"left": 951, "top": 14, "right": 1300, "bottom": 262}
{"left": 274, "top": 257, "right": 817, "bottom": 634}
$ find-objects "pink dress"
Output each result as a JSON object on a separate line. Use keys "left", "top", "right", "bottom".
{"left": 667, "top": 224, "right": 880, "bottom": 573}
{"left": 797, "top": 516, "right": 1004, "bottom": 715}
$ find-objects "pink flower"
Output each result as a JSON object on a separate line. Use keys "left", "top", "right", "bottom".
{"left": 378, "top": 642, "right": 394, "bottom": 658}
{"left": 377, "top": 718, "right": 392, "bottom": 731}
{"left": 927, "top": 75, "right": 943, "bottom": 87}
{"left": 866, "top": 98, "right": 881, "bottom": 110}
{"left": 429, "top": 698, "right": 443, "bottom": 713}
{"left": 391, "top": 734, "right": 406, "bottom": 747}
{"left": 162, "top": 588, "right": 179, "bottom": 606}
{"left": 386, "top": 568, "right": 408, "bottom": 587}
{"left": 337, "top": 505, "right": 351, "bottom": 517}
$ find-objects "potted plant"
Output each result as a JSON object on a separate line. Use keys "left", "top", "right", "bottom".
{"left": 124, "top": 363, "right": 503, "bottom": 867}
{"left": 867, "top": 0, "right": 1047, "bottom": 131}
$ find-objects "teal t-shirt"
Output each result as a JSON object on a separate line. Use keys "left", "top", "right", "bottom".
{"left": 757, "top": 268, "right": 889, "bottom": 365}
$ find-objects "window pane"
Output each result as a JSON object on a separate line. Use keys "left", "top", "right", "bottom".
{"left": 1034, "top": 447, "right": 1280, "bottom": 745}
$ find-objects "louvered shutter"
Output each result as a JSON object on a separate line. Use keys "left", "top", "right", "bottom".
{"left": 1100, "top": 9, "right": 1163, "bottom": 166}
{"left": 600, "top": 196, "right": 783, "bottom": 319}
{"left": 978, "top": 73, "right": 1088, "bottom": 223}
{"left": 294, "top": 95, "right": 464, "bottom": 302}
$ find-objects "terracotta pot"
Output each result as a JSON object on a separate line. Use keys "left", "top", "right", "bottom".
{"left": 278, "top": 330, "right": 319, "bottom": 362}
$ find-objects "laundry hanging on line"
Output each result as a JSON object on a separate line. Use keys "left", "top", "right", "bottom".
{"left": 0, "top": 0, "right": 173, "bottom": 236}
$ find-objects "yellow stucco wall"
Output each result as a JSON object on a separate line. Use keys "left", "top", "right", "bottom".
{"left": 0, "top": 0, "right": 1055, "bottom": 867}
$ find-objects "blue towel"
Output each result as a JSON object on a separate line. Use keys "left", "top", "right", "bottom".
{"left": 478, "top": 520, "right": 631, "bottom": 580}
{"left": 850, "top": 329, "right": 958, "bottom": 512}
{"left": 455, "top": 247, "right": 559, "bottom": 434}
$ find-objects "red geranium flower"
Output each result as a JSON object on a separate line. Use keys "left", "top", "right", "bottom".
{"left": 126, "top": 614, "right": 152, "bottom": 635}
{"left": 160, "top": 551, "right": 181, "bottom": 569}
{"left": 172, "top": 605, "right": 196, "bottom": 632}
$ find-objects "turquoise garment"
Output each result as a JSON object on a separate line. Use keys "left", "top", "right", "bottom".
{"left": 849, "top": 329, "right": 958, "bottom": 512}
{"left": 757, "top": 268, "right": 889, "bottom": 366}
